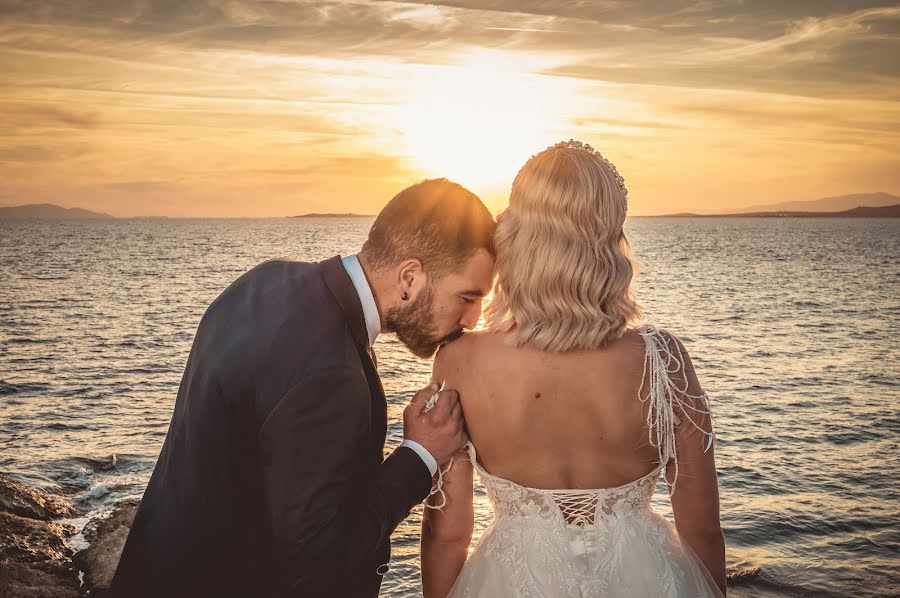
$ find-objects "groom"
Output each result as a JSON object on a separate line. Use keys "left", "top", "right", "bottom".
{"left": 110, "top": 179, "right": 496, "bottom": 598}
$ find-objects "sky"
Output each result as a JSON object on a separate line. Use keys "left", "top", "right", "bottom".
{"left": 1, "top": 0, "right": 899, "bottom": 217}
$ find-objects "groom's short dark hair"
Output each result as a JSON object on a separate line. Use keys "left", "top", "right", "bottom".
{"left": 361, "top": 178, "right": 495, "bottom": 278}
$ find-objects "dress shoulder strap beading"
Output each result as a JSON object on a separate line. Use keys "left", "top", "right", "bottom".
{"left": 637, "top": 325, "right": 714, "bottom": 490}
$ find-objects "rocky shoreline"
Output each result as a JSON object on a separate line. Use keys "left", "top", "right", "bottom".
{"left": 0, "top": 473, "right": 137, "bottom": 597}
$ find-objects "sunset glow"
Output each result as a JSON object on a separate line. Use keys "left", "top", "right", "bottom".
{"left": 1, "top": 2, "right": 899, "bottom": 216}
{"left": 395, "top": 49, "right": 567, "bottom": 193}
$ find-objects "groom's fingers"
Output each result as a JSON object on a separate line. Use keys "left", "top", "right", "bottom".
{"left": 409, "top": 381, "right": 440, "bottom": 411}
{"left": 449, "top": 399, "right": 462, "bottom": 423}
{"left": 432, "top": 390, "right": 459, "bottom": 420}
{"left": 456, "top": 428, "right": 469, "bottom": 450}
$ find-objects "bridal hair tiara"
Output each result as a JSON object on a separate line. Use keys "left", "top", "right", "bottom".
{"left": 529, "top": 139, "right": 629, "bottom": 208}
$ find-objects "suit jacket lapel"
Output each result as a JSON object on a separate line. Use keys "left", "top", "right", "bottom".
{"left": 320, "top": 255, "right": 370, "bottom": 350}
{"left": 320, "top": 256, "right": 388, "bottom": 455}
{"left": 363, "top": 349, "right": 387, "bottom": 454}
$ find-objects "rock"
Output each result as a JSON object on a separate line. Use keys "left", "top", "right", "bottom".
{"left": 0, "top": 474, "right": 75, "bottom": 521}
{"left": 73, "top": 499, "right": 139, "bottom": 594}
{"left": 0, "top": 474, "right": 80, "bottom": 598}
{"left": 0, "top": 512, "right": 76, "bottom": 564}
{"left": 0, "top": 473, "right": 143, "bottom": 598}
{"left": 0, "top": 561, "right": 80, "bottom": 598}
{"left": 727, "top": 561, "right": 762, "bottom": 585}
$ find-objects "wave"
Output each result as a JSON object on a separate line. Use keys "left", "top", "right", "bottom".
{"left": 71, "top": 454, "right": 120, "bottom": 472}
{"left": 6, "top": 336, "right": 61, "bottom": 344}
{"left": 736, "top": 573, "right": 848, "bottom": 598}
{"left": 726, "top": 562, "right": 761, "bottom": 585}
{"left": 0, "top": 380, "right": 52, "bottom": 395}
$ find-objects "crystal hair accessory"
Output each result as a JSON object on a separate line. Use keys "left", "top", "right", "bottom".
{"left": 540, "top": 139, "right": 629, "bottom": 208}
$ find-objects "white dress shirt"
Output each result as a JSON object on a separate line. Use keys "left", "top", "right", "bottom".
{"left": 341, "top": 254, "right": 438, "bottom": 477}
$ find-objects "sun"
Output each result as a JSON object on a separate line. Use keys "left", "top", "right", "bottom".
{"left": 394, "top": 50, "right": 566, "bottom": 207}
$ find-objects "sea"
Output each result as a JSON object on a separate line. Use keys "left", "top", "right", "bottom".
{"left": 1, "top": 217, "right": 898, "bottom": 597}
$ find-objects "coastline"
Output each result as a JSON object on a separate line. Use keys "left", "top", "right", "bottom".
{"left": 0, "top": 473, "right": 136, "bottom": 597}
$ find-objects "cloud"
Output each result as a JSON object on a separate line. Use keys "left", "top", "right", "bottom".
{"left": 666, "top": 97, "right": 900, "bottom": 131}
{"left": 484, "top": 26, "right": 568, "bottom": 32}
{"left": 0, "top": 145, "right": 59, "bottom": 162}
{"left": 12, "top": 105, "right": 99, "bottom": 129}
{"left": 101, "top": 180, "right": 179, "bottom": 193}
{"left": 4, "top": 1, "right": 897, "bottom": 97}
{"left": 249, "top": 153, "right": 417, "bottom": 179}
{"left": 675, "top": 6, "right": 900, "bottom": 64}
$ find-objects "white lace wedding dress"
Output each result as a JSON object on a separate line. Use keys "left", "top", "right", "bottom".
{"left": 442, "top": 326, "right": 724, "bottom": 598}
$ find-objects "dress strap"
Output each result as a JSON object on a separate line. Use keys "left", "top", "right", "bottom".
{"left": 637, "top": 325, "right": 714, "bottom": 490}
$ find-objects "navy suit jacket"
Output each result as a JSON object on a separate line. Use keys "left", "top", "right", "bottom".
{"left": 110, "top": 256, "right": 432, "bottom": 597}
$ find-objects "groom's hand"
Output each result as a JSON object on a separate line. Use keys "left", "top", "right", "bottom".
{"left": 403, "top": 381, "right": 467, "bottom": 466}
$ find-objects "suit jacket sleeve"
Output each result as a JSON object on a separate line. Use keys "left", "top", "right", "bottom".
{"left": 258, "top": 365, "right": 432, "bottom": 595}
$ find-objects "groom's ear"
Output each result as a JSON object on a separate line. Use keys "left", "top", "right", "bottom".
{"left": 397, "top": 258, "right": 426, "bottom": 300}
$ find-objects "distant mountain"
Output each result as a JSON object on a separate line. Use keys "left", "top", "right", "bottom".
{"left": 0, "top": 203, "right": 114, "bottom": 219}
{"left": 290, "top": 213, "right": 374, "bottom": 218}
{"left": 651, "top": 204, "right": 900, "bottom": 218}
{"left": 724, "top": 192, "right": 899, "bottom": 214}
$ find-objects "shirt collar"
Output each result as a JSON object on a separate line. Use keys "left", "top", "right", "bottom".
{"left": 341, "top": 254, "right": 381, "bottom": 348}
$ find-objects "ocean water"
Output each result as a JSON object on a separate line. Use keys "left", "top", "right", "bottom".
{"left": 1, "top": 217, "right": 898, "bottom": 597}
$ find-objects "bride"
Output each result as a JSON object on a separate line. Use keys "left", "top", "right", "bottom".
{"left": 420, "top": 140, "right": 726, "bottom": 597}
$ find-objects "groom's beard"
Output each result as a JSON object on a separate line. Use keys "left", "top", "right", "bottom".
{"left": 385, "top": 283, "right": 462, "bottom": 359}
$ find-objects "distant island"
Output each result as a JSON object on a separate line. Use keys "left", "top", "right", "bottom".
{"left": 289, "top": 213, "right": 374, "bottom": 218}
{"left": 649, "top": 204, "right": 900, "bottom": 218}
{"left": 645, "top": 192, "right": 900, "bottom": 218}
{"left": 719, "top": 192, "right": 898, "bottom": 214}
{"left": 0, "top": 203, "right": 114, "bottom": 219}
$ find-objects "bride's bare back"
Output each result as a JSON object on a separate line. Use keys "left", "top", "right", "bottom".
{"left": 436, "top": 328, "right": 673, "bottom": 490}
{"left": 423, "top": 326, "right": 724, "bottom": 598}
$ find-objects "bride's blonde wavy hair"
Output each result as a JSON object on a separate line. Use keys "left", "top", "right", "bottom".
{"left": 485, "top": 142, "right": 642, "bottom": 351}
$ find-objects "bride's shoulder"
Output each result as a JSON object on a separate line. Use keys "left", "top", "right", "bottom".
{"left": 436, "top": 329, "right": 490, "bottom": 357}
{"left": 433, "top": 330, "right": 495, "bottom": 373}
{"left": 630, "top": 323, "right": 685, "bottom": 347}
{"left": 612, "top": 324, "right": 693, "bottom": 367}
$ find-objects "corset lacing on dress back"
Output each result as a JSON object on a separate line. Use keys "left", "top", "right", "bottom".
{"left": 463, "top": 441, "right": 663, "bottom": 526}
